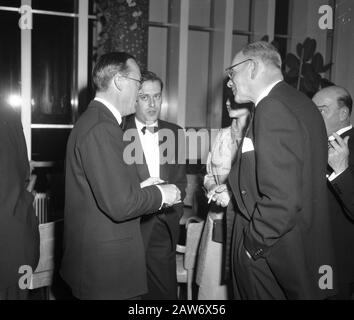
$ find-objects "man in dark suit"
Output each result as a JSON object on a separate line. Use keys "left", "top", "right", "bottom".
{"left": 219, "top": 41, "right": 336, "bottom": 299}
{"left": 123, "top": 71, "right": 187, "bottom": 299}
{"left": 60, "top": 52, "right": 181, "bottom": 300}
{"left": 0, "top": 107, "right": 39, "bottom": 300}
{"left": 313, "top": 86, "right": 354, "bottom": 299}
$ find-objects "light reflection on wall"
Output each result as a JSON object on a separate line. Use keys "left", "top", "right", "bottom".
{"left": 7, "top": 94, "right": 22, "bottom": 109}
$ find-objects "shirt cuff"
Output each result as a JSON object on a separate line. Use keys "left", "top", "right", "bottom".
{"left": 156, "top": 185, "right": 165, "bottom": 209}
{"left": 328, "top": 170, "right": 345, "bottom": 182}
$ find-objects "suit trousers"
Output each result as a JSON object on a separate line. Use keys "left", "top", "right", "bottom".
{"left": 142, "top": 217, "right": 178, "bottom": 300}
{"left": 232, "top": 214, "right": 286, "bottom": 300}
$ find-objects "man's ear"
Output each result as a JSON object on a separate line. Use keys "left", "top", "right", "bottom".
{"left": 113, "top": 75, "right": 123, "bottom": 92}
{"left": 250, "top": 60, "right": 258, "bottom": 80}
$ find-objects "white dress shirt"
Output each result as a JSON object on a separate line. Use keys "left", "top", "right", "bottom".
{"left": 135, "top": 118, "right": 167, "bottom": 208}
{"left": 328, "top": 124, "right": 352, "bottom": 181}
{"left": 255, "top": 79, "right": 282, "bottom": 106}
{"left": 135, "top": 117, "right": 160, "bottom": 178}
{"left": 94, "top": 97, "right": 122, "bottom": 125}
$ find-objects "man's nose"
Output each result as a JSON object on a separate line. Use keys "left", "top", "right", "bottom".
{"left": 149, "top": 98, "right": 155, "bottom": 107}
{"left": 227, "top": 79, "right": 233, "bottom": 88}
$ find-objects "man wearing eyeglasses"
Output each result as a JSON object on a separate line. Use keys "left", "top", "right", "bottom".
{"left": 61, "top": 53, "right": 181, "bottom": 300}
{"left": 222, "top": 42, "right": 336, "bottom": 299}
{"left": 123, "top": 71, "right": 187, "bottom": 299}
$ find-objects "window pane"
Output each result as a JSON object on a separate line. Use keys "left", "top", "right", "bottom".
{"left": 31, "top": 0, "right": 76, "bottom": 13}
{"left": 89, "top": 0, "right": 94, "bottom": 15}
{"left": 274, "top": 0, "right": 290, "bottom": 59}
{"left": 148, "top": 26, "right": 167, "bottom": 88}
{"left": 234, "top": 0, "right": 251, "bottom": 31}
{"left": 0, "top": 11, "right": 20, "bottom": 112}
{"left": 0, "top": 1, "right": 20, "bottom": 7}
{"left": 189, "top": 0, "right": 210, "bottom": 27}
{"left": 32, "top": 129, "right": 71, "bottom": 161}
{"left": 148, "top": 26, "right": 168, "bottom": 119}
{"left": 149, "top": 0, "right": 168, "bottom": 23}
{"left": 83, "top": 18, "right": 96, "bottom": 115}
{"left": 186, "top": 30, "right": 209, "bottom": 128}
{"left": 232, "top": 34, "right": 249, "bottom": 57}
{"left": 32, "top": 14, "right": 76, "bottom": 124}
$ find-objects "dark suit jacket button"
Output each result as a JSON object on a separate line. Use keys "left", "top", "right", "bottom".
{"left": 241, "top": 190, "right": 247, "bottom": 195}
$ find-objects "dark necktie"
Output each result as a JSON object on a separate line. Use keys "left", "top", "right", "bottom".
{"left": 141, "top": 126, "right": 158, "bottom": 135}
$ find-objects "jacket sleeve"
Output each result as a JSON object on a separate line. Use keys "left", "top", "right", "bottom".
{"left": 244, "top": 98, "right": 303, "bottom": 259}
{"left": 79, "top": 123, "right": 162, "bottom": 222}
{"left": 329, "top": 135, "right": 354, "bottom": 220}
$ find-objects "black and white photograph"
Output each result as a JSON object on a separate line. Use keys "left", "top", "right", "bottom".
{"left": 0, "top": 0, "right": 354, "bottom": 306}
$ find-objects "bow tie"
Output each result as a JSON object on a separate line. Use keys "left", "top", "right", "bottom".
{"left": 141, "top": 126, "right": 158, "bottom": 135}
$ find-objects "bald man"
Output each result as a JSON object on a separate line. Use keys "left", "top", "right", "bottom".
{"left": 313, "top": 86, "right": 354, "bottom": 299}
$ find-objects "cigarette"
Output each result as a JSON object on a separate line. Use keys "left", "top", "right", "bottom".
{"left": 208, "top": 191, "right": 216, "bottom": 204}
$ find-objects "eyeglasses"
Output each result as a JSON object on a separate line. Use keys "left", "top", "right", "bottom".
{"left": 225, "top": 59, "right": 253, "bottom": 79}
{"left": 120, "top": 75, "right": 142, "bottom": 87}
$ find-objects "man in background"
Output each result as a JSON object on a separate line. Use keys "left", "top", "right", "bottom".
{"left": 61, "top": 53, "right": 181, "bottom": 300}
{"left": 123, "top": 71, "right": 187, "bottom": 299}
{"left": 224, "top": 41, "right": 335, "bottom": 299}
{"left": 0, "top": 106, "right": 39, "bottom": 300}
{"left": 313, "top": 86, "right": 354, "bottom": 299}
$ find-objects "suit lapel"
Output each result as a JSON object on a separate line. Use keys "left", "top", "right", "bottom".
{"left": 124, "top": 116, "right": 150, "bottom": 182}
{"left": 158, "top": 120, "right": 169, "bottom": 182}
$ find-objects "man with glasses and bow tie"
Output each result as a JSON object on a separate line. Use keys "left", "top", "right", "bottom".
{"left": 61, "top": 53, "right": 181, "bottom": 300}
{"left": 123, "top": 71, "right": 187, "bottom": 300}
{"left": 218, "top": 41, "right": 336, "bottom": 299}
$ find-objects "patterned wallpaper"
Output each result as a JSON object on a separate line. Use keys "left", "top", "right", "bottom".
{"left": 94, "top": 0, "right": 150, "bottom": 70}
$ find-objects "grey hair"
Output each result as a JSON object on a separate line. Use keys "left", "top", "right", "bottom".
{"left": 92, "top": 52, "right": 136, "bottom": 92}
{"left": 242, "top": 41, "right": 282, "bottom": 69}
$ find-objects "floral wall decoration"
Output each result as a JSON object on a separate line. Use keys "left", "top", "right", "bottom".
{"left": 93, "top": 0, "right": 150, "bottom": 70}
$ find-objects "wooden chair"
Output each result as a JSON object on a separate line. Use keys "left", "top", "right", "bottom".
{"left": 176, "top": 216, "right": 204, "bottom": 300}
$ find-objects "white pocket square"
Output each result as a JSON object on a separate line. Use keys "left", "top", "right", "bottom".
{"left": 242, "top": 137, "right": 254, "bottom": 153}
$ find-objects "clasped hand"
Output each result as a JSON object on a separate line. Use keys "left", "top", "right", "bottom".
{"left": 140, "top": 177, "right": 181, "bottom": 207}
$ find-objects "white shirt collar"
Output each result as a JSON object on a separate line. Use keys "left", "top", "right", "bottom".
{"left": 328, "top": 124, "right": 352, "bottom": 141}
{"left": 94, "top": 97, "right": 122, "bottom": 125}
{"left": 134, "top": 117, "right": 158, "bottom": 131}
{"left": 255, "top": 80, "right": 282, "bottom": 106}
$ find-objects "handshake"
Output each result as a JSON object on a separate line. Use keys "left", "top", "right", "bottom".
{"left": 141, "top": 177, "right": 181, "bottom": 207}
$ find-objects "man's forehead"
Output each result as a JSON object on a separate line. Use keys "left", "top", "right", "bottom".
{"left": 313, "top": 91, "right": 337, "bottom": 107}
{"left": 140, "top": 80, "right": 162, "bottom": 93}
